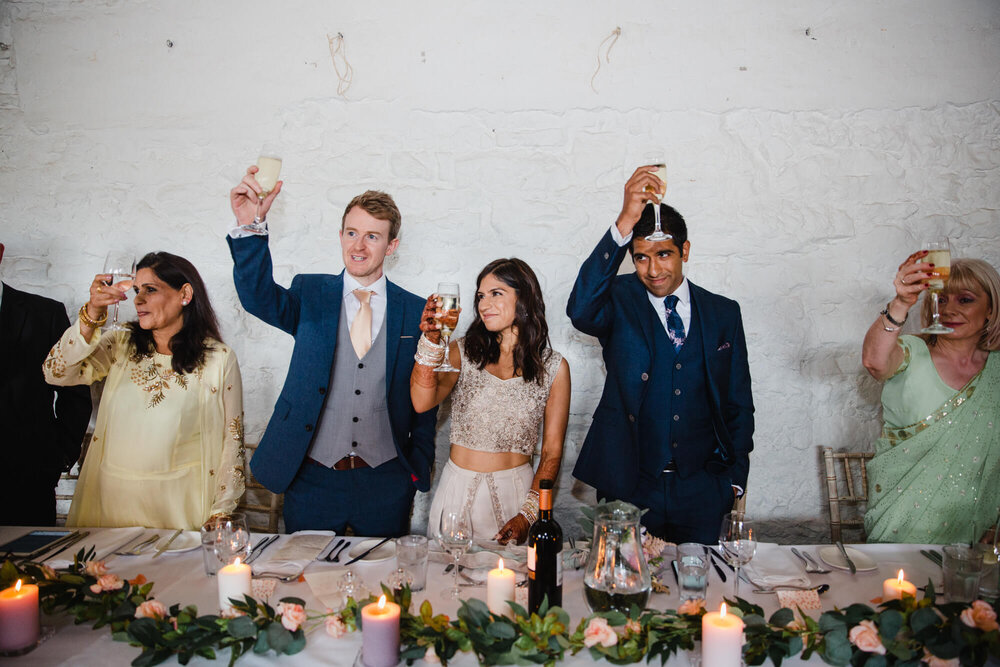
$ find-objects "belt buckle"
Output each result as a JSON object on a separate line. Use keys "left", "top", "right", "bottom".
{"left": 348, "top": 454, "right": 358, "bottom": 470}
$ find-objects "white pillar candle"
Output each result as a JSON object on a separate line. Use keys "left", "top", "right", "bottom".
{"left": 882, "top": 569, "right": 916, "bottom": 601}
{"left": 487, "top": 558, "right": 517, "bottom": 617}
{"left": 702, "top": 602, "right": 744, "bottom": 667}
{"left": 0, "top": 580, "right": 39, "bottom": 653}
{"left": 217, "top": 558, "right": 252, "bottom": 612}
{"left": 361, "top": 595, "right": 400, "bottom": 667}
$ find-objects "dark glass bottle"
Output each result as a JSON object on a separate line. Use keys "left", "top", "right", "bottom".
{"left": 527, "top": 479, "right": 562, "bottom": 614}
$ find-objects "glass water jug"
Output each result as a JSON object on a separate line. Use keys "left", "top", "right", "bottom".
{"left": 583, "top": 501, "right": 652, "bottom": 613}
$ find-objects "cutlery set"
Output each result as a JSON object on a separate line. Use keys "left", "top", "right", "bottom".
{"left": 920, "top": 549, "right": 943, "bottom": 567}
{"left": 325, "top": 538, "right": 351, "bottom": 562}
{"left": 246, "top": 535, "right": 279, "bottom": 564}
{"left": 835, "top": 540, "right": 857, "bottom": 574}
{"left": 790, "top": 547, "right": 831, "bottom": 574}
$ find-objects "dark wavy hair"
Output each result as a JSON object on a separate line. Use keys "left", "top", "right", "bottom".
{"left": 463, "top": 258, "right": 551, "bottom": 384}
{"left": 127, "top": 252, "right": 222, "bottom": 375}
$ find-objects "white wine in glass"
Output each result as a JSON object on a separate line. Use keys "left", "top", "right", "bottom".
{"left": 920, "top": 237, "right": 953, "bottom": 335}
{"left": 103, "top": 252, "right": 136, "bottom": 332}
{"left": 243, "top": 148, "right": 282, "bottom": 235}
{"left": 434, "top": 282, "right": 460, "bottom": 373}
{"left": 643, "top": 164, "right": 672, "bottom": 242}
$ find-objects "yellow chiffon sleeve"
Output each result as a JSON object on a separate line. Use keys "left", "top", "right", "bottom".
{"left": 209, "top": 348, "right": 246, "bottom": 517}
{"left": 42, "top": 319, "right": 123, "bottom": 386}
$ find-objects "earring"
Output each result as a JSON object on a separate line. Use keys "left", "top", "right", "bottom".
{"left": 182, "top": 300, "right": 189, "bottom": 306}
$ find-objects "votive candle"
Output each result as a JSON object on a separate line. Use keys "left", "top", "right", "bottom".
{"left": 217, "top": 558, "right": 251, "bottom": 612}
{"left": 702, "top": 602, "right": 744, "bottom": 667}
{"left": 0, "top": 580, "right": 39, "bottom": 653}
{"left": 487, "top": 558, "right": 516, "bottom": 617}
{"left": 882, "top": 569, "right": 916, "bottom": 601}
{"left": 361, "top": 594, "right": 400, "bottom": 667}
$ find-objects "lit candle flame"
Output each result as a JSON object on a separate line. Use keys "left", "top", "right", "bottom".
{"left": 377, "top": 594, "right": 386, "bottom": 610}
{"left": 498, "top": 558, "right": 505, "bottom": 571}
{"left": 14, "top": 579, "right": 22, "bottom": 593}
{"left": 897, "top": 569, "right": 905, "bottom": 584}
{"left": 720, "top": 602, "right": 727, "bottom": 618}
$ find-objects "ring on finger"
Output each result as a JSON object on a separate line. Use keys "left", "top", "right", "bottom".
{"left": 97, "top": 286, "right": 103, "bottom": 293}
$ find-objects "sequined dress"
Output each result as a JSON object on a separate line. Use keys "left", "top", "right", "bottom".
{"left": 42, "top": 321, "right": 246, "bottom": 530}
{"left": 865, "top": 335, "right": 1000, "bottom": 543}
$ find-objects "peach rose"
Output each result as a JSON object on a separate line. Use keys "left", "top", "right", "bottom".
{"left": 677, "top": 598, "right": 706, "bottom": 616}
{"left": 278, "top": 602, "right": 307, "bottom": 632}
{"left": 85, "top": 560, "right": 109, "bottom": 577}
{"left": 89, "top": 573, "right": 124, "bottom": 594}
{"left": 922, "top": 647, "right": 959, "bottom": 667}
{"left": 848, "top": 620, "right": 886, "bottom": 655}
{"left": 324, "top": 613, "right": 347, "bottom": 638}
{"left": 625, "top": 619, "right": 642, "bottom": 635}
{"left": 220, "top": 607, "right": 245, "bottom": 619}
{"left": 583, "top": 616, "right": 619, "bottom": 648}
{"left": 423, "top": 645, "right": 440, "bottom": 664}
{"left": 960, "top": 600, "right": 999, "bottom": 632}
{"left": 135, "top": 600, "right": 168, "bottom": 620}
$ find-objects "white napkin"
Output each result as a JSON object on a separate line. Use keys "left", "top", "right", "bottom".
{"left": 742, "top": 543, "right": 812, "bottom": 588}
{"left": 252, "top": 531, "right": 335, "bottom": 578}
{"left": 48, "top": 527, "right": 146, "bottom": 568}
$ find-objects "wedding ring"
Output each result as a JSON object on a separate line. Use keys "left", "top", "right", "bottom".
{"left": 97, "top": 286, "right": 103, "bottom": 293}
{"left": 900, "top": 279, "right": 907, "bottom": 285}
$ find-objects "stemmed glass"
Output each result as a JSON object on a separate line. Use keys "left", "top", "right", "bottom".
{"left": 920, "top": 236, "right": 953, "bottom": 334}
{"left": 642, "top": 163, "right": 672, "bottom": 242}
{"left": 213, "top": 514, "right": 252, "bottom": 567}
{"left": 102, "top": 252, "right": 136, "bottom": 331}
{"left": 434, "top": 282, "right": 461, "bottom": 373}
{"left": 242, "top": 146, "right": 282, "bottom": 235}
{"left": 437, "top": 508, "right": 473, "bottom": 600}
{"left": 719, "top": 512, "right": 756, "bottom": 598}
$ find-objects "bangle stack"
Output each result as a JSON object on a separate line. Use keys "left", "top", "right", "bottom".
{"left": 79, "top": 304, "right": 108, "bottom": 328}
{"left": 518, "top": 489, "right": 540, "bottom": 525}
{"left": 880, "top": 301, "right": 908, "bottom": 333}
{"left": 414, "top": 333, "right": 446, "bottom": 367}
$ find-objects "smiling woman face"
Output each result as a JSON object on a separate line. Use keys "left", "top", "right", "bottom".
{"left": 133, "top": 267, "right": 191, "bottom": 338}
{"left": 937, "top": 282, "right": 993, "bottom": 343}
{"left": 476, "top": 272, "right": 518, "bottom": 335}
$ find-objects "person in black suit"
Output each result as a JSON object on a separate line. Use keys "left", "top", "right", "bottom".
{"left": 0, "top": 243, "right": 92, "bottom": 525}
{"left": 567, "top": 167, "right": 755, "bottom": 544}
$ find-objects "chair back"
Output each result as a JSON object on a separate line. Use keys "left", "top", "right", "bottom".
{"left": 238, "top": 443, "right": 284, "bottom": 533}
{"left": 823, "top": 446, "right": 874, "bottom": 543}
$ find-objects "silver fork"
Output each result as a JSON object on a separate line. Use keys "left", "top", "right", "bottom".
{"left": 116, "top": 534, "right": 159, "bottom": 556}
{"left": 790, "top": 547, "right": 831, "bottom": 574}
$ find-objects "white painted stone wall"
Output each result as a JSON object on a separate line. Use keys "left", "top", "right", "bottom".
{"left": 2, "top": 1, "right": 998, "bottom": 542}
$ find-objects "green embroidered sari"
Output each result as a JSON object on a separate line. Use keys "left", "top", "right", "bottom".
{"left": 865, "top": 336, "right": 1000, "bottom": 544}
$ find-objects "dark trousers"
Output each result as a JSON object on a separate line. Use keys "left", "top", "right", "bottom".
{"left": 0, "top": 472, "right": 58, "bottom": 526}
{"left": 283, "top": 457, "right": 415, "bottom": 536}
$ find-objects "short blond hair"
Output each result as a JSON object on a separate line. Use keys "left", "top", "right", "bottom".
{"left": 921, "top": 257, "right": 1000, "bottom": 351}
{"left": 342, "top": 190, "right": 401, "bottom": 241}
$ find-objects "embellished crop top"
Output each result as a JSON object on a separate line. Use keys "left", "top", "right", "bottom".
{"left": 449, "top": 339, "right": 563, "bottom": 456}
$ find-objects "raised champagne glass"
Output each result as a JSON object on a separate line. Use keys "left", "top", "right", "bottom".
{"left": 103, "top": 252, "right": 136, "bottom": 332}
{"left": 434, "top": 282, "right": 460, "bottom": 373}
{"left": 643, "top": 163, "right": 672, "bottom": 242}
{"left": 920, "top": 237, "right": 953, "bottom": 335}
{"left": 242, "top": 147, "right": 282, "bottom": 235}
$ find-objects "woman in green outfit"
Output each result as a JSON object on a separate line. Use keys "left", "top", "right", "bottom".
{"left": 862, "top": 256, "right": 1000, "bottom": 544}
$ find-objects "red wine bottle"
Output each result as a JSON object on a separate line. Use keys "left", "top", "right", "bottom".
{"left": 527, "top": 479, "right": 562, "bottom": 614}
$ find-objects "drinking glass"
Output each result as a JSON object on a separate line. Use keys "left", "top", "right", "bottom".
{"left": 396, "top": 534, "right": 429, "bottom": 592}
{"left": 242, "top": 147, "right": 282, "bottom": 235}
{"left": 942, "top": 544, "right": 983, "bottom": 603}
{"left": 438, "top": 508, "right": 473, "bottom": 600}
{"left": 434, "top": 282, "right": 461, "bottom": 373}
{"left": 642, "top": 163, "right": 671, "bottom": 242}
{"left": 719, "top": 512, "right": 756, "bottom": 598}
{"left": 677, "top": 543, "right": 709, "bottom": 602}
{"left": 102, "top": 252, "right": 136, "bottom": 332}
{"left": 213, "top": 513, "right": 252, "bottom": 567}
{"left": 920, "top": 237, "right": 953, "bottom": 334}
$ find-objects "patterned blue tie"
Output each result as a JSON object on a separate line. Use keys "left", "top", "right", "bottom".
{"left": 664, "top": 294, "right": 686, "bottom": 351}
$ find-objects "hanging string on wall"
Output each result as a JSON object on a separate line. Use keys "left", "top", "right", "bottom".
{"left": 327, "top": 32, "right": 354, "bottom": 97}
{"left": 590, "top": 26, "right": 621, "bottom": 93}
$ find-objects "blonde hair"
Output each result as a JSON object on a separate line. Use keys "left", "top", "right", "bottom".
{"left": 921, "top": 258, "right": 1000, "bottom": 351}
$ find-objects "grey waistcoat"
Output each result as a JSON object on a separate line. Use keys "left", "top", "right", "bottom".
{"left": 307, "top": 298, "right": 397, "bottom": 468}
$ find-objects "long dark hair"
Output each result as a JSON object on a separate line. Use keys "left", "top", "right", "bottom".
{"left": 463, "top": 258, "right": 551, "bottom": 384}
{"left": 127, "top": 252, "right": 222, "bottom": 374}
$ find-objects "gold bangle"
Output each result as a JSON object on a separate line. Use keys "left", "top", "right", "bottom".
{"left": 79, "top": 304, "right": 108, "bottom": 328}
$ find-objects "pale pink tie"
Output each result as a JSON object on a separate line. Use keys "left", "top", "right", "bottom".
{"left": 350, "top": 289, "right": 373, "bottom": 358}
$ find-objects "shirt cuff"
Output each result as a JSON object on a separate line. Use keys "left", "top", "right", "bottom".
{"left": 609, "top": 223, "right": 631, "bottom": 247}
{"left": 227, "top": 221, "right": 268, "bottom": 238}
{"left": 732, "top": 484, "right": 745, "bottom": 498}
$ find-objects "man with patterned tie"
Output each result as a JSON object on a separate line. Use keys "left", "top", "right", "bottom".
{"left": 227, "top": 168, "right": 436, "bottom": 534}
{"left": 567, "top": 165, "right": 754, "bottom": 543}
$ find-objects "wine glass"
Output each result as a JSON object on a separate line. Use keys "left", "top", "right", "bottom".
{"left": 718, "top": 512, "right": 756, "bottom": 598}
{"left": 213, "top": 513, "right": 252, "bottom": 567}
{"left": 437, "top": 508, "right": 473, "bottom": 600}
{"left": 642, "top": 163, "right": 672, "bottom": 242}
{"left": 920, "top": 237, "right": 953, "bottom": 335}
{"left": 242, "top": 147, "right": 282, "bottom": 235}
{"left": 434, "top": 282, "right": 461, "bottom": 373}
{"left": 102, "top": 252, "right": 136, "bottom": 332}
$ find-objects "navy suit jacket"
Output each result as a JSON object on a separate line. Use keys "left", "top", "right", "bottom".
{"left": 567, "top": 231, "right": 754, "bottom": 500}
{"left": 227, "top": 235, "right": 437, "bottom": 494}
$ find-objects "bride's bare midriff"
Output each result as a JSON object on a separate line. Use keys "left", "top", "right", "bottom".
{"left": 449, "top": 444, "right": 531, "bottom": 473}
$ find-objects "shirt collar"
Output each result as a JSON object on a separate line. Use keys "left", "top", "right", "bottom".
{"left": 645, "top": 277, "right": 689, "bottom": 304}
{"left": 343, "top": 272, "right": 387, "bottom": 300}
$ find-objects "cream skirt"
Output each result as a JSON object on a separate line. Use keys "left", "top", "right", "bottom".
{"left": 426, "top": 459, "right": 533, "bottom": 542}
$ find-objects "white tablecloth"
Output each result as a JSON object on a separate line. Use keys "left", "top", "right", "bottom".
{"left": 0, "top": 526, "right": 942, "bottom": 666}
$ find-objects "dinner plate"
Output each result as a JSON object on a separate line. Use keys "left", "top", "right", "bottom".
{"left": 818, "top": 545, "right": 878, "bottom": 572}
{"left": 156, "top": 531, "right": 201, "bottom": 553}
{"left": 348, "top": 538, "right": 396, "bottom": 563}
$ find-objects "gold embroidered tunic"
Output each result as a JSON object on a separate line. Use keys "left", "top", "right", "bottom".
{"left": 43, "top": 320, "right": 245, "bottom": 530}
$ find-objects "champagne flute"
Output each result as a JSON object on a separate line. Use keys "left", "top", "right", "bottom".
{"left": 213, "top": 514, "right": 252, "bottom": 567}
{"left": 102, "top": 252, "right": 136, "bottom": 331}
{"left": 438, "top": 508, "right": 473, "bottom": 600}
{"left": 242, "top": 147, "right": 282, "bottom": 235}
{"left": 719, "top": 512, "right": 756, "bottom": 598}
{"left": 434, "top": 282, "right": 460, "bottom": 373}
{"left": 920, "top": 237, "right": 953, "bottom": 334}
{"left": 643, "top": 163, "right": 672, "bottom": 242}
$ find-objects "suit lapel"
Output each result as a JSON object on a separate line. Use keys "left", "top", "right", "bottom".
{"left": 383, "top": 281, "right": 404, "bottom": 392}
{"left": 623, "top": 275, "right": 656, "bottom": 355}
{"left": 321, "top": 274, "right": 344, "bottom": 348}
{"left": 690, "top": 282, "right": 721, "bottom": 405}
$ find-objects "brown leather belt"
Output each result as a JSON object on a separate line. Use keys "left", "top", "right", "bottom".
{"left": 307, "top": 455, "right": 370, "bottom": 470}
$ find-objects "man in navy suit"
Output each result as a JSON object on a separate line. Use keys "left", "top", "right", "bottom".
{"left": 227, "top": 168, "right": 436, "bottom": 535}
{"left": 568, "top": 166, "right": 754, "bottom": 544}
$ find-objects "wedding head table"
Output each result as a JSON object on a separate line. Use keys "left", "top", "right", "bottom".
{"left": 0, "top": 526, "right": 952, "bottom": 666}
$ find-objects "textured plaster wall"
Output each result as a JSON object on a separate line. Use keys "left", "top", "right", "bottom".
{"left": 3, "top": 1, "right": 999, "bottom": 542}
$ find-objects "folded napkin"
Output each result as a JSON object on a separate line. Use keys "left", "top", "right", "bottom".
{"left": 49, "top": 527, "right": 146, "bottom": 568}
{"left": 742, "top": 543, "right": 811, "bottom": 589}
{"left": 252, "top": 531, "right": 335, "bottom": 578}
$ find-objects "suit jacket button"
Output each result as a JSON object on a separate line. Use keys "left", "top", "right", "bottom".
{"left": 672, "top": 442, "right": 678, "bottom": 449}
{"left": 628, "top": 414, "right": 635, "bottom": 423}
{"left": 674, "top": 388, "right": 681, "bottom": 395}
{"left": 305, "top": 424, "right": 313, "bottom": 431}
{"left": 673, "top": 414, "right": 679, "bottom": 421}
{"left": 641, "top": 373, "right": 649, "bottom": 381}
{"left": 603, "top": 252, "right": 610, "bottom": 260}
{"left": 675, "top": 363, "right": 682, "bottom": 370}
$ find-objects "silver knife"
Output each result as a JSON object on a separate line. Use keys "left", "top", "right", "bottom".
{"left": 27, "top": 530, "right": 80, "bottom": 561}
{"left": 152, "top": 529, "right": 183, "bottom": 559}
{"left": 343, "top": 536, "right": 392, "bottom": 566}
{"left": 246, "top": 535, "right": 279, "bottom": 564}
{"left": 836, "top": 540, "right": 857, "bottom": 574}
{"left": 42, "top": 531, "right": 90, "bottom": 561}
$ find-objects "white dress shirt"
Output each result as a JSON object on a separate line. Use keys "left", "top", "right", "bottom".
{"left": 342, "top": 272, "right": 387, "bottom": 344}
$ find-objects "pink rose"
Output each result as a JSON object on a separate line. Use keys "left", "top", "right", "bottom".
{"left": 325, "top": 614, "right": 348, "bottom": 638}
{"left": 677, "top": 598, "right": 705, "bottom": 616}
{"left": 278, "top": 602, "right": 307, "bottom": 632}
{"left": 583, "top": 616, "right": 619, "bottom": 648}
{"left": 848, "top": 620, "right": 886, "bottom": 655}
{"left": 89, "top": 573, "right": 124, "bottom": 594}
{"left": 922, "top": 647, "right": 959, "bottom": 667}
{"left": 220, "top": 607, "right": 245, "bottom": 619}
{"left": 960, "top": 600, "right": 999, "bottom": 632}
{"left": 135, "top": 600, "right": 168, "bottom": 620}
{"left": 625, "top": 619, "right": 641, "bottom": 635}
{"left": 85, "top": 560, "right": 109, "bottom": 577}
